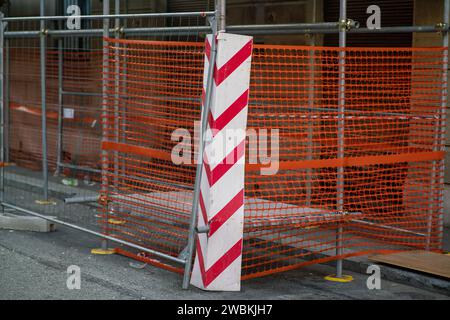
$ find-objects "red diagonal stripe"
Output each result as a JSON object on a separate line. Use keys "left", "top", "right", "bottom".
{"left": 203, "top": 139, "right": 246, "bottom": 186}
{"left": 205, "top": 37, "right": 211, "bottom": 61}
{"left": 196, "top": 237, "right": 207, "bottom": 286}
{"left": 199, "top": 192, "right": 208, "bottom": 226}
{"left": 205, "top": 37, "right": 253, "bottom": 86}
{"left": 196, "top": 237, "right": 243, "bottom": 287}
{"left": 208, "top": 90, "right": 249, "bottom": 137}
{"left": 209, "top": 189, "right": 244, "bottom": 236}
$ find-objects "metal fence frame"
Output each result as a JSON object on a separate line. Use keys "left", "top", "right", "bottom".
{"left": 0, "top": 0, "right": 448, "bottom": 289}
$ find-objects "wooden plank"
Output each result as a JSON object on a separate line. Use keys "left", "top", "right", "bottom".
{"left": 370, "top": 250, "right": 450, "bottom": 279}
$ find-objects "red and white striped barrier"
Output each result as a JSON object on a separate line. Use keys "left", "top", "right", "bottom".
{"left": 190, "top": 33, "right": 253, "bottom": 291}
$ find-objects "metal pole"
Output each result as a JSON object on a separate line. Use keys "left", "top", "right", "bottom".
{"left": 427, "top": 0, "right": 450, "bottom": 250}
{"left": 1, "top": 201, "right": 185, "bottom": 265}
{"left": 55, "top": 38, "right": 63, "bottom": 176}
{"left": 62, "top": 91, "right": 102, "bottom": 97}
{"left": 3, "top": 11, "right": 216, "bottom": 22}
{"left": 217, "top": 0, "right": 226, "bottom": 32}
{"left": 336, "top": 0, "right": 347, "bottom": 279}
{"left": 306, "top": 0, "right": 317, "bottom": 207}
{"left": 182, "top": 17, "right": 218, "bottom": 290}
{"left": 0, "top": 12, "right": 5, "bottom": 213}
{"left": 121, "top": 0, "right": 128, "bottom": 196}
{"left": 64, "top": 195, "right": 99, "bottom": 205}
{"left": 114, "top": 0, "right": 120, "bottom": 193}
{"left": 40, "top": 0, "right": 48, "bottom": 201}
{"left": 437, "top": 0, "right": 449, "bottom": 249}
{"left": 101, "top": 0, "right": 110, "bottom": 250}
{"left": 5, "top": 23, "right": 450, "bottom": 39}
{"left": 4, "top": 38, "right": 8, "bottom": 163}
{"left": 57, "top": 162, "right": 101, "bottom": 174}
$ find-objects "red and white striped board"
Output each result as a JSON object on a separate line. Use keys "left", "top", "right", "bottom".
{"left": 190, "top": 33, "right": 253, "bottom": 291}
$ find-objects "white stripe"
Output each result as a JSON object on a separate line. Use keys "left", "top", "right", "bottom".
{"left": 204, "top": 112, "right": 248, "bottom": 169}
{"left": 206, "top": 250, "right": 242, "bottom": 291}
{"left": 215, "top": 33, "right": 252, "bottom": 70}
{"left": 210, "top": 56, "right": 252, "bottom": 120}
{"left": 208, "top": 158, "right": 245, "bottom": 218}
{"left": 205, "top": 207, "right": 244, "bottom": 270}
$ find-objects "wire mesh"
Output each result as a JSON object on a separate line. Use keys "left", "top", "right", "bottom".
{"left": 100, "top": 37, "right": 204, "bottom": 262}
{"left": 243, "top": 45, "right": 446, "bottom": 278}
{"left": 3, "top": 15, "right": 209, "bottom": 234}
{"left": 2, "top": 16, "right": 447, "bottom": 279}
{"left": 100, "top": 39, "right": 446, "bottom": 277}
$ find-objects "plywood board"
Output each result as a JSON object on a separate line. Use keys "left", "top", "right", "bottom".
{"left": 370, "top": 250, "right": 450, "bottom": 279}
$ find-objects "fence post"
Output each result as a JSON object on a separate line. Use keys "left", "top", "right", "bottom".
{"left": 40, "top": 0, "right": 48, "bottom": 201}
{"left": 4, "top": 36, "right": 8, "bottom": 164}
{"left": 217, "top": 0, "right": 226, "bottom": 32}
{"left": 114, "top": 0, "right": 120, "bottom": 193}
{"left": 306, "top": 0, "right": 317, "bottom": 207}
{"left": 55, "top": 37, "right": 63, "bottom": 177}
{"left": 438, "top": 0, "right": 449, "bottom": 248}
{"left": 0, "top": 12, "right": 5, "bottom": 213}
{"left": 101, "top": 0, "right": 110, "bottom": 251}
{"left": 182, "top": 16, "right": 219, "bottom": 290}
{"left": 336, "top": 0, "right": 347, "bottom": 279}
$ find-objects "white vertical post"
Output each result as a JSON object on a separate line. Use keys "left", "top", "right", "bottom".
{"left": 182, "top": 17, "right": 218, "bottom": 290}
{"left": 190, "top": 33, "right": 253, "bottom": 291}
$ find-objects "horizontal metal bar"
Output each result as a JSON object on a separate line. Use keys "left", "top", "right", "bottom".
{"left": 1, "top": 201, "right": 186, "bottom": 265}
{"left": 351, "top": 219, "right": 427, "bottom": 237}
{"left": 64, "top": 195, "right": 99, "bottom": 204}
{"left": 5, "top": 26, "right": 212, "bottom": 38}
{"left": 196, "top": 225, "right": 210, "bottom": 234}
{"left": 123, "top": 26, "right": 211, "bottom": 36}
{"left": 57, "top": 162, "right": 101, "bottom": 174}
{"left": 228, "top": 24, "right": 448, "bottom": 35}
{"left": 229, "top": 22, "right": 339, "bottom": 31}
{"left": 5, "top": 23, "right": 447, "bottom": 39}
{"left": 61, "top": 91, "right": 102, "bottom": 97}
{"left": 5, "top": 30, "right": 40, "bottom": 38}
{"left": 4, "top": 11, "right": 215, "bottom": 22}
{"left": 350, "top": 26, "right": 444, "bottom": 33}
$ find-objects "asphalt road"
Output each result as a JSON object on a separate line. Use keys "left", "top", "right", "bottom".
{"left": 0, "top": 225, "right": 449, "bottom": 300}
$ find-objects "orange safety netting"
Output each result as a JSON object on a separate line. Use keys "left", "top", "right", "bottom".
{"left": 100, "top": 38, "right": 447, "bottom": 278}
{"left": 100, "top": 38, "right": 203, "bottom": 264}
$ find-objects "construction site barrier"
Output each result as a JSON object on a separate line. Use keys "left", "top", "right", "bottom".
{"left": 96, "top": 37, "right": 447, "bottom": 281}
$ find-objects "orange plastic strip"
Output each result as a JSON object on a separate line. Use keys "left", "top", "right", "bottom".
{"left": 246, "top": 151, "right": 445, "bottom": 172}
{"left": 115, "top": 248, "right": 184, "bottom": 274}
{"left": 102, "top": 141, "right": 174, "bottom": 162}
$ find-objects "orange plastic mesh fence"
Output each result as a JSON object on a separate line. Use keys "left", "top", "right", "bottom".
{"left": 101, "top": 38, "right": 203, "bottom": 259}
{"left": 100, "top": 38, "right": 446, "bottom": 279}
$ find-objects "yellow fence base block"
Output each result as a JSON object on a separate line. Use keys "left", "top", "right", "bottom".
{"left": 324, "top": 275, "right": 354, "bottom": 283}
{"left": 35, "top": 200, "right": 57, "bottom": 206}
{"left": 107, "top": 218, "right": 126, "bottom": 226}
{"left": 91, "top": 248, "right": 116, "bottom": 255}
